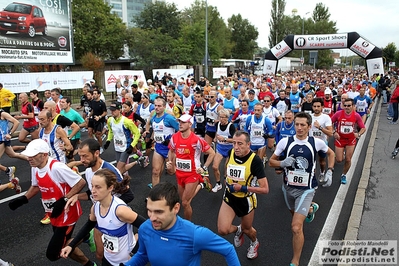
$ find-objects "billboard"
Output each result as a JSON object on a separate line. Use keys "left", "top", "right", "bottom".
{"left": 152, "top": 68, "right": 194, "bottom": 81}
{"left": 104, "top": 70, "right": 147, "bottom": 92}
{"left": 0, "top": 71, "right": 93, "bottom": 93}
{"left": 0, "top": 0, "right": 74, "bottom": 64}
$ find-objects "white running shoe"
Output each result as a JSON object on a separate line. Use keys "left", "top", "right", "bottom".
{"left": 211, "top": 183, "right": 222, "bottom": 193}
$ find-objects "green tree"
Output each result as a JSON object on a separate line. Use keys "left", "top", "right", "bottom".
{"left": 132, "top": 2, "right": 182, "bottom": 39}
{"left": 72, "top": 0, "right": 127, "bottom": 60}
{"left": 268, "top": 0, "right": 286, "bottom": 48}
{"left": 382, "top": 42, "right": 397, "bottom": 67}
{"left": 228, "top": 14, "right": 258, "bottom": 59}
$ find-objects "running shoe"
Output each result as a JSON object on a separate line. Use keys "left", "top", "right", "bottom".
{"left": 147, "top": 183, "right": 153, "bottom": 189}
{"left": 305, "top": 202, "right": 319, "bottom": 223}
{"left": 247, "top": 239, "right": 259, "bottom": 259}
{"left": 202, "top": 176, "right": 212, "bottom": 192}
{"left": 389, "top": 121, "right": 398, "bottom": 125}
{"left": 100, "top": 147, "right": 104, "bottom": 154}
{"left": 202, "top": 170, "right": 209, "bottom": 177}
{"left": 211, "top": 183, "right": 222, "bottom": 193}
{"left": 101, "top": 134, "right": 107, "bottom": 142}
{"left": 234, "top": 225, "right": 244, "bottom": 248}
{"left": 132, "top": 154, "right": 139, "bottom": 160}
{"left": 40, "top": 213, "right": 51, "bottom": 225}
{"left": 290, "top": 264, "right": 297, "bottom": 266}
{"left": 10, "top": 177, "right": 21, "bottom": 194}
{"left": 137, "top": 156, "right": 147, "bottom": 168}
{"left": 263, "top": 156, "right": 268, "bottom": 167}
{"left": 341, "top": 174, "right": 347, "bottom": 184}
{"left": 7, "top": 166, "right": 16, "bottom": 180}
{"left": 6, "top": 262, "right": 15, "bottom": 266}
{"left": 387, "top": 117, "right": 393, "bottom": 120}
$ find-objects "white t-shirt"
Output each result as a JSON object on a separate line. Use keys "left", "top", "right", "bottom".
{"left": 309, "top": 113, "right": 332, "bottom": 144}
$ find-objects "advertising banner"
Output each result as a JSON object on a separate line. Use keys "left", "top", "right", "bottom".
{"left": 270, "top": 40, "right": 292, "bottom": 60}
{"left": 293, "top": 34, "right": 348, "bottom": 50}
{"left": 104, "top": 70, "right": 147, "bottom": 92}
{"left": 212, "top": 67, "right": 227, "bottom": 79}
{"left": 0, "top": 0, "right": 74, "bottom": 64}
{"left": 350, "top": 37, "right": 375, "bottom": 58}
{"left": 152, "top": 68, "right": 194, "bottom": 81}
{"left": 0, "top": 71, "right": 93, "bottom": 93}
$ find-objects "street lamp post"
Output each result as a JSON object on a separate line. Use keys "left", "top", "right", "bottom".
{"left": 301, "top": 12, "right": 310, "bottom": 70}
{"left": 205, "top": 0, "right": 208, "bottom": 78}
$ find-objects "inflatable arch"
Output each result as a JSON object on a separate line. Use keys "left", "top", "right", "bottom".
{"left": 263, "top": 32, "right": 384, "bottom": 77}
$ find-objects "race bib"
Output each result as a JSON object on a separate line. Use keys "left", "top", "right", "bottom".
{"left": 340, "top": 125, "right": 353, "bottom": 134}
{"left": 252, "top": 129, "right": 262, "bottom": 137}
{"left": 102, "top": 234, "right": 119, "bottom": 253}
{"left": 226, "top": 164, "right": 246, "bottom": 182}
{"left": 357, "top": 106, "right": 365, "bottom": 112}
{"left": 41, "top": 198, "right": 56, "bottom": 213}
{"left": 154, "top": 132, "right": 165, "bottom": 143}
{"left": 313, "top": 130, "right": 322, "bottom": 137}
{"left": 114, "top": 138, "right": 126, "bottom": 152}
{"left": 287, "top": 170, "right": 309, "bottom": 187}
{"left": 176, "top": 158, "right": 192, "bottom": 172}
{"left": 323, "top": 108, "right": 331, "bottom": 114}
{"left": 195, "top": 115, "right": 205, "bottom": 123}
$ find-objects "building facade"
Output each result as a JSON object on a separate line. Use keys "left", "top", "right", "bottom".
{"left": 104, "top": 0, "right": 154, "bottom": 28}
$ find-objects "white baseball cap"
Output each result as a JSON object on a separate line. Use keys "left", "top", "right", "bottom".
{"left": 324, "top": 88, "right": 332, "bottom": 94}
{"left": 178, "top": 114, "right": 194, "bottom": 124}
{"left": 21, "top": 139, "right": 49, "bottom": 157}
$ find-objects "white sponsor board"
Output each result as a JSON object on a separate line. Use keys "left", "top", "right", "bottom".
{"left": 152, "top": 68, "right": 194, "bottom": 81}
{"left": 350, "top": 37, "right": 375, "bottom": 58}
{"left": 294, "top": 34, "right": 348, "bottom": 49}
{"left": 271, "top": 40, "right": 292, "bottom": 59}
{"left": 0, "top": 0, "right": 74, "bottom": 64}
{"left": 262, "top": 60, "right": 277, "bottom": 74}
{"left": 213, "top": 67, "right": 227, "bottom": 79}
{"left": 366, "top": 58, "right": 384, "bottom": 76}
{"left": 104, "top": 70, "right": 147, "bottom": 92}
{"left": 0, "top": 71, "right": 93, "bottom": 93}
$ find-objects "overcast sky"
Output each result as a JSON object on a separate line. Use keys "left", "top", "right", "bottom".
{"left": 171, "top": 0, "right": 398, "bottom": 56}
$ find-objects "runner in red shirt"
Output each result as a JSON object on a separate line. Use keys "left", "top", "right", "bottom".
{"left": 166, "top": 114, "right": 215, "bottom": 221}
{"left": 322, "top": 88, "right": 336, "bottom": 118}
{"left": 14, "top": 92, "right": 39, "bottom": 143}
{"left": 331, "top": 98, "right": 366, "bottom": 185}
{"left": 8, "top": 139, "right": 95, "bottom": 265}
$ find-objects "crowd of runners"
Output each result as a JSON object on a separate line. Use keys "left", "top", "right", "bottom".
{"left": 0, "top": 68, "right": 398, "bottom": 266}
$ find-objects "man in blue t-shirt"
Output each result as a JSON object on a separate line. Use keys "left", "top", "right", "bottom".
{"left": 123, "top": 182, "right": 240, "bottom": 266}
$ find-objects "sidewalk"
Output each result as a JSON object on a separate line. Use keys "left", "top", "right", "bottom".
{"left": 352, "top": 103, "right": 399, "bottom": 242}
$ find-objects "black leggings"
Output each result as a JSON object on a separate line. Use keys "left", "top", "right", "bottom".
{"left": 46, "top": 224, "right": 75, "bottom": 261}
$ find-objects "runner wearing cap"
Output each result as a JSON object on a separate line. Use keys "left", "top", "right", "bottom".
{"left": 166, "top": 114, "right": 215, "bottom": 220}
{"left": 104, "top": 102, "right": 146, "bottom": 175}
{"left": 8, "top": 139, "right": 94, "bottom": 265}
{"left": 322, "top": 88, "right": 336, "bottom": 118}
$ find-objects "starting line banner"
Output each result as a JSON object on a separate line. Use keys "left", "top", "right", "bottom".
{"left": 0, "top": 71, "right": 93, "bottom": 93}
{"left": 263, "top": 32, "right": 384, "bottom": 78}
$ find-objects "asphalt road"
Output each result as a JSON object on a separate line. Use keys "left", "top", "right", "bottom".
{"left": 0, "top": 121, "right": 371, "bottom": 265}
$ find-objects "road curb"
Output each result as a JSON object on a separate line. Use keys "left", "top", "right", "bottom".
{"left": 309, "top": 98, "right": 379, "bottom": 265}
{"left": 336, "top": 100, "right": 381, "bottom": 266}
{"left": 343, "top": 100, "right": 381, "bottom": 240}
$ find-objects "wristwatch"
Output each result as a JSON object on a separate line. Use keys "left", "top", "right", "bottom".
{"left": 202, "top": 165, "right": 208, "bottom": 171}
{"left": 319, "top": 125, "right": 323, "bottom": 130}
